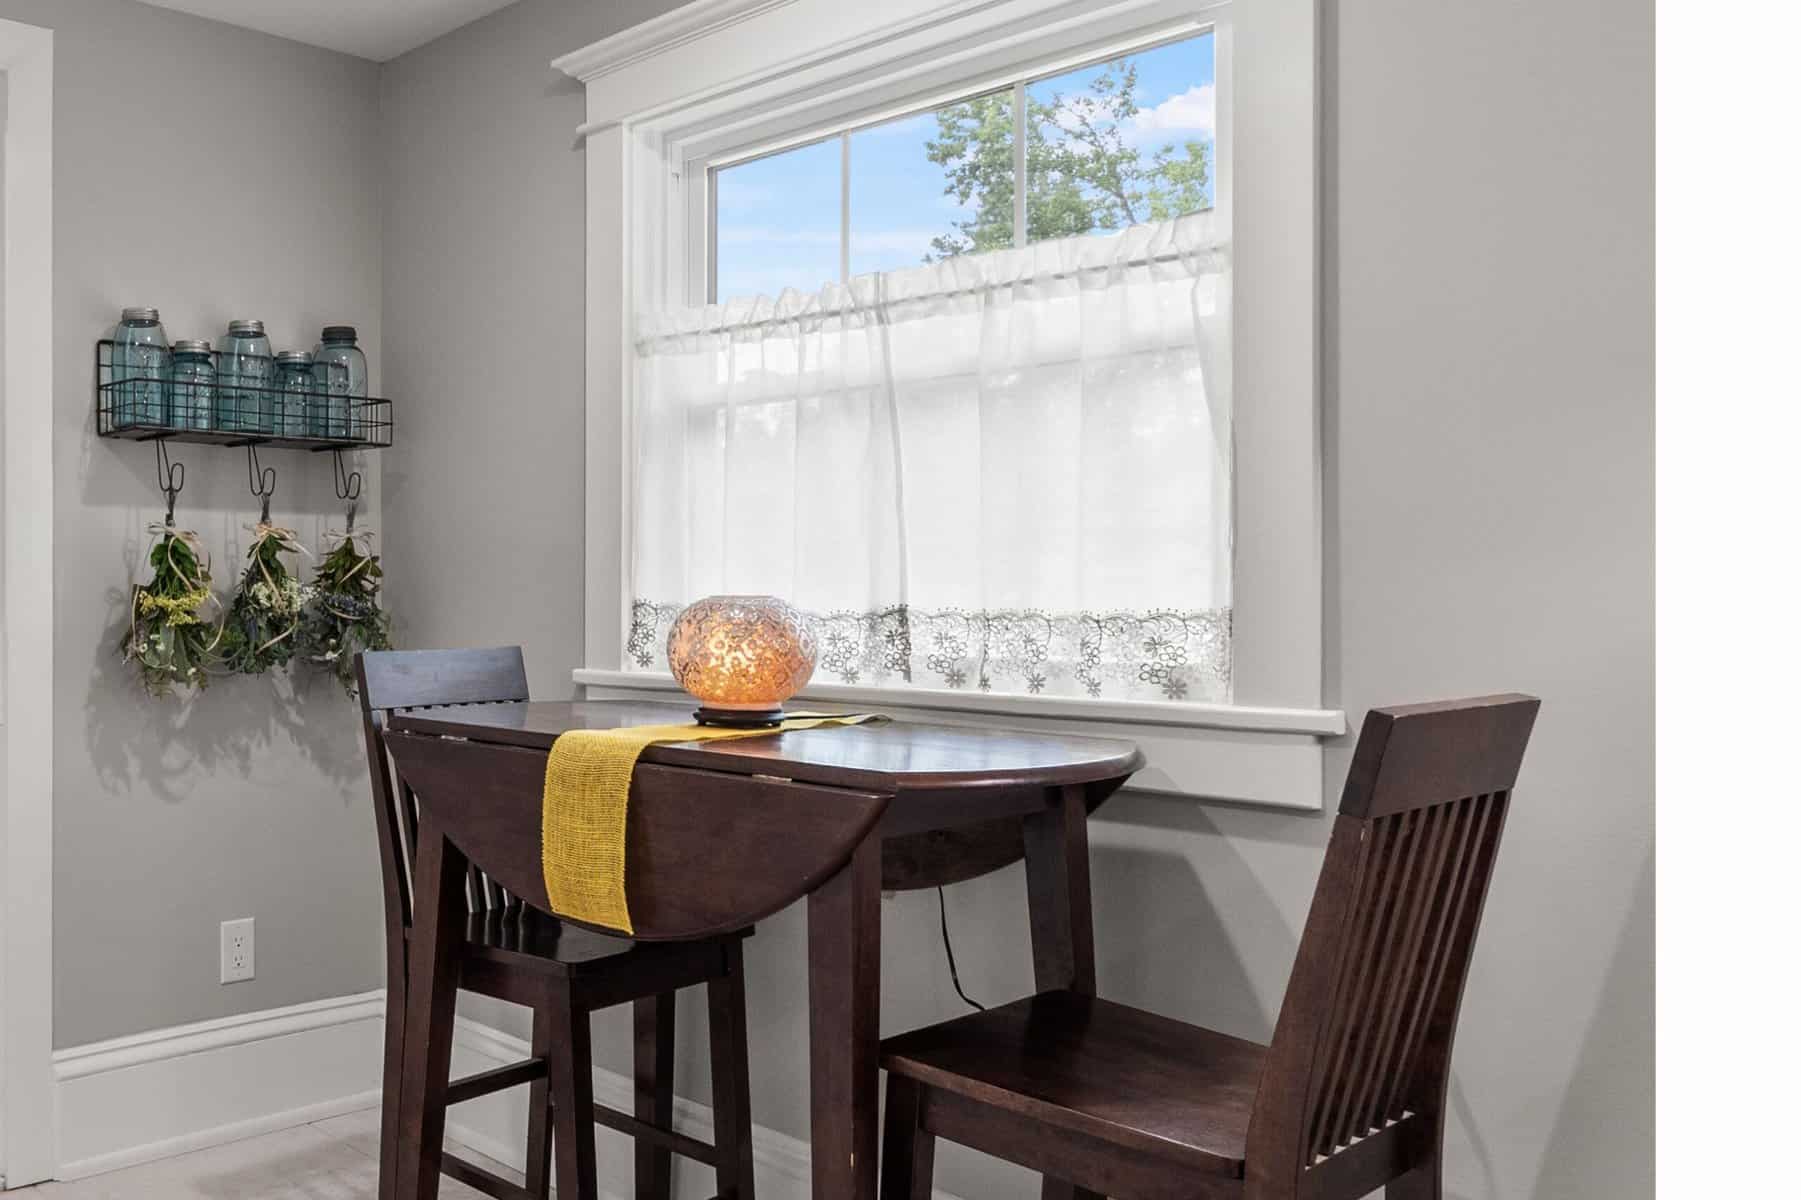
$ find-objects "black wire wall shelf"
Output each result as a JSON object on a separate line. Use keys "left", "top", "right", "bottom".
{"left": 95, "top": 338, "right": 393, "bottom": 451}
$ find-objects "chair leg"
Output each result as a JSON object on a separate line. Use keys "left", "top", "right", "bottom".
{"left": 377, "top": 955, "right": 407, "bottom": 1200}
{"left": 524, "top": 1010, "right": 554, "bottom": 1199}
{"left": 708, "top": 942, "right": 757, "bottom": 1199}
{"left": 548, "top": 1002, "right": 599, "bottom": 1200}
{"left": 634, "top": 993, "right": 676, "bottom": 1200}
{"left": 1387, "top": 1161, "right": 1443, "bottom": 1199}
{"left": 880, "top": 1075, "right": 935, "bottom": 1200}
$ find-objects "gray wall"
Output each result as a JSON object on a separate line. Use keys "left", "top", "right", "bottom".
{"left": 380, "top": 1, "right": 1652, "bottom": 1197}
{"left": 0, "top": 0, "right": 387, "bottom": 1048}
{"left": 381, "top": 1, "right": 1652, "bottom": 1195}
{"left": 378, "top": 0, "right": 675, "bottom": 694}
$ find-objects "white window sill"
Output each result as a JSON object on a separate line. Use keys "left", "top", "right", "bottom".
{"left": 572, "top": 668, "right": 1344, "bottom": 811}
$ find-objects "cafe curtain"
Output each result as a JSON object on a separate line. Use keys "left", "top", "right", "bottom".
{"left": 628, "top": 211, "right": 1233, "bottom": 703}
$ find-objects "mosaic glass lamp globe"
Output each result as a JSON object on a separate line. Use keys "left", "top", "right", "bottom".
{"left": 667, "top": 595, "right": 819, "bottom": 727}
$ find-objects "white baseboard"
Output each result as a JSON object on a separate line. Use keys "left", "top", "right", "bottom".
{"left": 51, "top": 990, "right": 388, "bottom": 1180}
{"left": 48, "top": 990, "right": 963, "bottom": 1199}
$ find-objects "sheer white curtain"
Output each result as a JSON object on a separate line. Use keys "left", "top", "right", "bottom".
{"left": 630, "top": 211, "right": 1232, "bottom": 703}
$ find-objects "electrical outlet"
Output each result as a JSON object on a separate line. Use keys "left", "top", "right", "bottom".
{"left": 220, "top": 918, "right": 255, "bottom": 984}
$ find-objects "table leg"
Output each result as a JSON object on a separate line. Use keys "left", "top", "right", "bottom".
{"left": 1023, "top": 784, "right": 1102, "bottom": 1200}
{"left": 393, "top": 816, "right": 466, "bottom": 1200}
{"left": 807, "top": 835, "right": 882, "bottom": 1200}
{"left": 1023, "top": 783, "right": 1096, "bottom": 994}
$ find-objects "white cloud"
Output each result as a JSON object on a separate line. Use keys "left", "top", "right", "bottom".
{"left": 1125, "top": 85, "right": 1216, "bottom": 146}
{"left": 1038, "top": 84, "right": 1215, "bottom": 153}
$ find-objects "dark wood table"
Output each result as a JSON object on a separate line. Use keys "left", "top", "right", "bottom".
{"left": 380, "top": 699, "right": 1143, "bottom": 1200}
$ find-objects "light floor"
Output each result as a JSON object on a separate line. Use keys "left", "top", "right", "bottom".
{"left": 6, "top": 1107, "right": 509, "bottom": 1199}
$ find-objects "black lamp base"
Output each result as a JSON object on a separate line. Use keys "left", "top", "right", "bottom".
{"left": 693, "top": 705, "right": 785, "bottom": 729}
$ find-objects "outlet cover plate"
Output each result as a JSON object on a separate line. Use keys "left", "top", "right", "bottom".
{"left": 220, "top": 917, "right": 255, "bottom": 984}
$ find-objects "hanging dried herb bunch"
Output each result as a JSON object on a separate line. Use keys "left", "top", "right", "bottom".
{"left": 300, "top": 526, "right": 392, "bottom": 696}
{"left": 120, "top": 523, "right": 223, "bottom": 695}
{"left": 219, "top": 522, "right": 307, "bottom": 676}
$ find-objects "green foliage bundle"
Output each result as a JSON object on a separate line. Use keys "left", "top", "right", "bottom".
{"left": 300, "top": 530, "right": 392, "bottom": 696}
{"left": 120, "top": 527, "right": 222, "bottom": 695}
{"left": 218, "top": 523, "right": 306, "bottom": 676}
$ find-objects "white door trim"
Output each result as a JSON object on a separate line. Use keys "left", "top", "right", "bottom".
{"left": 0, "top": 15, "right": 56, "bottom": 1189}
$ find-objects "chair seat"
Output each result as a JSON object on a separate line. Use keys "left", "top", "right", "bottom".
{"left": 401, "top": 909, "right": 748, "bottom": 976}
{"left": 880, "top": 990, "right": 1267, "bottom": 1177}
{"left": 463, "top": 909, "right": 637, "bottom": 971}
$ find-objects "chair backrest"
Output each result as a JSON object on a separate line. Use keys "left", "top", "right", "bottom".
{"left": 355, "top": 648, "right": 530, "bottom": 934}
{"left": 1246, "top": 694, "right": 1540, "bottom": 1195}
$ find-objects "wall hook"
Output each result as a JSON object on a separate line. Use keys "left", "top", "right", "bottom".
{"left": 333, "top": 449, "right": 363, "bottom": 530}
{"left": 247, "top": 445, "right": 277, "bottom": 525}
{"left": 155, "top": 439, "right": 185, "bottom": 524}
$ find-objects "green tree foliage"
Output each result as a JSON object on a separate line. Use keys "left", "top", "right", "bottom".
{"left": 924, "top": 60, "right": 1211, "bottom": 259}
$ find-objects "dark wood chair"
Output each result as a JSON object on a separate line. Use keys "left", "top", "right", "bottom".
{"left": 878, "top": 694, "right": 1540, "bottom": 1200}
{"left": 357, "top": 647, "right": 759, "bottom": 1200}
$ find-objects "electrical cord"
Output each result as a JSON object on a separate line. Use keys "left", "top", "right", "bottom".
{"left": 937, "top": 885, "right": 985, "bottom": 1011}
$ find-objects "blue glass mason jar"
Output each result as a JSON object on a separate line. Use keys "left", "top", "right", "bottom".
{"left": 109, "top": 307, "right": 171, "bottom": 429}
{"left": 311, "top": 358, "right": 350, "bottom": 439}
{"left": 275, "top": 351, "right": 317, "bottom": 438}
{"left": 170, "top": 340, "right": 216, "bottom": 430}
{"left": 218, "top": 319, "right": 274, "bottom": 433}
{"left": 311, "top": 325, "right": 367, "bottom": 440}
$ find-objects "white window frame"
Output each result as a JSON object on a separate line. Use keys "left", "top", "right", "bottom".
{"left": 556, "top": 0, "right": 1340, "bottom": 810}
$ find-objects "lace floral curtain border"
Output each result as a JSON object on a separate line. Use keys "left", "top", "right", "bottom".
{"left": 629, "top": 599, "right": 1232, "bottom": 702}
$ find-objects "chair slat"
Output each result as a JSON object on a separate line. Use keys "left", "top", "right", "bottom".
{"left": 1375, "top": 789, "right": 1476, "bottom": 1117}
{"left": 1378, "top": 793, "right": 1483, "bottom": 1119}
{"left": 1307, "top": 816, "right": 1397, "bottom": 1158}
{"left": 1327, "top": 807, "right": 1429, "bottom": 1152}
{"left": 1389, "top": 793, "right": 1509, "bottom": 1116}
{"left": 1352, "top": 799, "right": 1457, "bottom": 1138}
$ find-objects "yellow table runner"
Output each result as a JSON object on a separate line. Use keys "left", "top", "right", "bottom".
{"left": 542, "top": 713, "right": 879, "bottom": 933}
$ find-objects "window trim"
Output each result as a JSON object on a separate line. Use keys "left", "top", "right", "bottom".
{"left": 556, "top": 0, "right": 1337, "bottom": 809}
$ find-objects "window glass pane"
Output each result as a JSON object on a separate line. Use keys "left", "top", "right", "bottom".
{"left": 1024, "top": 31, "right": 1215, "bottom": 241}
{"left": 851, "top": 89, "right": 1014, "bottom": 269}
{"left": 713, "top": 137, "right": 843, "bottom": 303}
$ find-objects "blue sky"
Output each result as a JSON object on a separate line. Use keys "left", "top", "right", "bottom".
{"left": 714, "top": 30, "right": 1216, "bottom": 303}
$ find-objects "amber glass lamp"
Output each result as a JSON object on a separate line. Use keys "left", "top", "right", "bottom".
{"left": 666, "top": 595, "right": 819, "bottom": 727}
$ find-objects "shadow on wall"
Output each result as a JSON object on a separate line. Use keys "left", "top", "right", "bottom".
{"left": 1528, "top": 848, "right": 1654, "bottom": 1198}
{"left": 84, "top": 602, "right": 366, "bottom": 801}
{"left": 1092, "top": 789, "right": 1332, "bottom": 1041}
{"left": 80, "top": 416, "right": 369, "bottom": 799}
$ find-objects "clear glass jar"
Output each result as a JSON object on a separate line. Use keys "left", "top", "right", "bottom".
{"left": 218, "top": 319, "right": 274, "bottom": 433}
{"left": 170, "top": 340, "right": 216, "bottom": 430}
{"left": 275, "top": 351, "right": 317, "bottom": 438}
{"left": 109, "top": 307, "right": 171, "bottom": 429}
{"left": 312, "top": 325, "right": 367, "bottom": 440}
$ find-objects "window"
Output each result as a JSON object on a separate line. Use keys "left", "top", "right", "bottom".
{"left": 712, "top": 31, "right": 1218, "bottom": 303}
{"left": 631, "top": 25, "right": 1232, "bottom": 705}
{"left": 560, "top": 0, "right": 1337, "bottom": 804}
